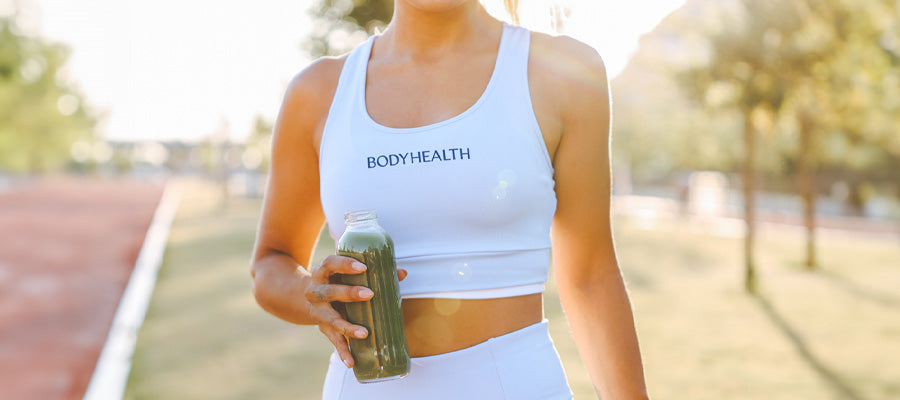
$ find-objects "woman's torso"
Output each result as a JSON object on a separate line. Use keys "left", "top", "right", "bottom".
{"left": 311, "top": 22, "right": 566, "bottom": 357}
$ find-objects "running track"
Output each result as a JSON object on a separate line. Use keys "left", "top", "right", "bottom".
{"left": 0, "top": 177, "right": 163, "bottom": 400}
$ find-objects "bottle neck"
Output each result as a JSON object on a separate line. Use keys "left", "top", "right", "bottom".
{"left": 344, "top": 209, "right": 378, "bottom": 228}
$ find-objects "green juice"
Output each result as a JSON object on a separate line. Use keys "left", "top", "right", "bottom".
{"left": 336, "top": 210, "right": 410, "bottom": 383}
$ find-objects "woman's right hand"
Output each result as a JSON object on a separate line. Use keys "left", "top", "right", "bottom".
{"left": 305, "top": 255, "right": 372, "bottom": 368}
{"left": 250, "top": 57, "right": 408, "bottom": 367}
{"left": 305, "top": 255, "right": 407, "bottom": 368}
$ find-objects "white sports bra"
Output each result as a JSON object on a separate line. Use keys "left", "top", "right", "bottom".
{"left": 319, "top": 23, "right": 557, "bottom": 299}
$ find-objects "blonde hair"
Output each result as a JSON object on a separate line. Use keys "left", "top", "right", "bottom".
{"left": 500, "top": 0, "right": 567, "bottom": 32}
{"left": 503, "top": 0, "right": 520, "bottom": 24}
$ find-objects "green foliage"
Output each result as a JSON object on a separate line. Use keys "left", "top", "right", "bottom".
{"left": 613, "top": 0, "right": 900, "bottom": 186}
{"left": 771, "top": 0, "right": 900, "bottom": 174}
{"left": 305, "top": 0, "right": 393, "bottom": 57}
{"left": 0, "top": 17, "right": 97, "bottom": 173}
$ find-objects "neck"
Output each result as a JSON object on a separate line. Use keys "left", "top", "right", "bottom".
{"left": 380, "top": 0, "right": 500, "bottom": 57}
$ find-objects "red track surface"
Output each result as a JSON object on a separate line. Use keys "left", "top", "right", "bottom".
{"left": 0, "top": 177, "right": 164, "bottom": 400}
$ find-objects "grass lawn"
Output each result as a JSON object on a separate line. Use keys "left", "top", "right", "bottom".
{"left": 125, "top": 179, "right": 899, "bottom": 399}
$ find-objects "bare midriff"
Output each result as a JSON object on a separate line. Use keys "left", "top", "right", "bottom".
{"left": 401, "top": 293, "right": 543, "bottom": 357}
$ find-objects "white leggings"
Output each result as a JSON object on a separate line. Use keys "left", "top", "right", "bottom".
{"left": 321, "top": 320, "right": 573, "bottom": 400}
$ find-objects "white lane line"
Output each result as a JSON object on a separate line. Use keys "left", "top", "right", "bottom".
{"left": 83, "top": 181, "right": 182, "bottom": 400}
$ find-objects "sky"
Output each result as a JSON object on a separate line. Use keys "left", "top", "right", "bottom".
{"left": 10, "top": 0, "right": 685, "bottom": 142}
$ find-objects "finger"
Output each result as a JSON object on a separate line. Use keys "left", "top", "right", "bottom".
{"left": 320, "top": 324, "right": 355, "bottom": 367}
{"left": 314, "top": 308, "right": 369, "bottom": 338}
{"left": 397, "top": 268, "right": 408, "bottom": 281}
{"left": 331, "top": 317, "right": 369, "bottom": 340}
{"left": 312, "top": 255, "right": 367, "bottom": 282}
{"left": 318, "top": 314, "right": 369, "bottom": 359}
{"left": 306, "top": 283, "right": 374, "bottom": 303}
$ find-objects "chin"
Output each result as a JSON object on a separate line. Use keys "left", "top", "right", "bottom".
{"left": 400, "top": 0, "right": 470, "bottom": 13}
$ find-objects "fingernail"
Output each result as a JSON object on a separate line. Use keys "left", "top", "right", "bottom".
{"left": 359, "top": 288, "right": 374, "bottom": 299}
{"left": 355, "top": 329, "right": 367, "bottom": 338}
{"left": 343, "top": 358, "right": 352, "bottom": 368}
{"left": 352, "top": 262, "right": 366, "bottom": 271}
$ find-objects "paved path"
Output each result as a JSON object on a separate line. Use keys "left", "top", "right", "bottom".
{"left": 614, "top": 195, "right": 898, "bottom": 239}
{"left": 0, "top": 177, "right": 163, "bottom": 400}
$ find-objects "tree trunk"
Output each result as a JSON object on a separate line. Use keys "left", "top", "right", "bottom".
{"left": 797, "top": 110, "right": 817, "bottom": 269}
{"left": 742, "top": 110, "right": 757, "bottom": 293}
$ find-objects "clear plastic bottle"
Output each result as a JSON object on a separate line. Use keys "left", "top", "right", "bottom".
{"left": 336, "top": 210, "right": 410, "bottom": 382}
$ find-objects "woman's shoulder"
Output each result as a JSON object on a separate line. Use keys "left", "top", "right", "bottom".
{"left": 529, "top": 31, "right": 607, "bottom": 81}
{"left": 276, "top": 55, "right": 349, "bottom": 144}
{"left": 284, "top": 55, "right": 348, "bottom": 114}
{"left": 527, "top": 30, "right": 610, "bottom": 128}
{"left": 528, "top": 30, "right": 609, "bottom": 102}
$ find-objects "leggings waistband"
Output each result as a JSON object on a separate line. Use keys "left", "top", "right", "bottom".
{"left": 408, "top": 319, "right": 549, "bottom": 367}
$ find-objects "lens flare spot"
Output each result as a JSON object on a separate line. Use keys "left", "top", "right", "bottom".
{"left": 492, "top": 169, "right": 518, "bottom": 200}
{"left": 452, "top": 262, "right": 472, "bottom": 282}
{"left": 410, "top": 315, "right": 452, "bottom": 347}
{"left": 434, "top": 298, "right": 461, "bottom": 316}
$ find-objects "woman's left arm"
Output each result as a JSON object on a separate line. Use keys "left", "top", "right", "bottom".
{"left": 547, "top": 41, "right": 649, "bottom": 400}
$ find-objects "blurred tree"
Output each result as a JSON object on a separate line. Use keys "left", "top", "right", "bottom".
{"left": 762, "top": 1, "right": 837, "bottom": 271}
{"left": 817, "top": 0, "right": 900, "bottom": 209}
{"left": 616, "top": 0, "right": 899, "bottom": 283}
{"left": 674, "top": 0, "right": 812, "bottom": 292}
{"left": 773, "top": 0, "right": 899, "bottom": 269}
{"left": 245, "top": 114, "right": 273, "bottom": 172}
{"left": 305, "top": 0, "right": 393, "bottom": 57}
{"left": 612, "top": 14, "right": 742, "bottom": 181}
{"left": 0, "top": 16, "right": 96, "bottom": 174}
